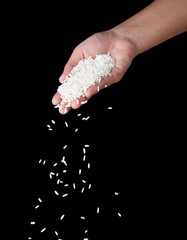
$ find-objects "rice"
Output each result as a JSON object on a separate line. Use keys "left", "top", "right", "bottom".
{"left": 57, "top": 54, "right": 115, "bottom": 108}
{"left": 60, "top": 214, "right": 65, "bottom": 220}
{"left": 40, "top": 227, "right": 46, "bottom": 233}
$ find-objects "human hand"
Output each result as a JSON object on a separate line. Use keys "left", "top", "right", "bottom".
{"left": 52, "top": 30, "right": 137, "bottom": 114}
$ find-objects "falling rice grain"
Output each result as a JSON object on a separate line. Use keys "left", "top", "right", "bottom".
{"left": 63, "top": 145, "right": 67, "bottom": 149}
{"left": 65, "top": 121, "right": 68, "bottom": 127}
{"left": 60, "top": 214, "right": 65, "bottom": 220}
{"left": 54, "top": 190, "right": 59, "bottom": 196}
{"left": 30, "top": 222, "right": 35, "bottom": 225}
{"left": 57, "top": 179, "right": 60, "bottom": 184}
{"left": 40, "top": 227, "right": 46, "bottom": 233}
{"left": 80, "top": 216, "right": 85, "bottom": 220}
{"left": 35, "top": 205, "right": 39, "bottom": 209}
{"left": 62, "top": 193, "right": 68, "bottom": 198}
{"left": 38, "top": 198, "right": 42, "bottom": 203}
{"left": 51, "top": 119, "right": 55, "bottom": 124}
{"left": 38, "top": 159, "right": 42, "bottom": 164}
{"left": 118, "top": 213, "right": 122, "bottom": 217}
{"left": 85, "top": 116, "right": 90, "bottom": 121}
{"left": 97, "top": 207, "right": 100, "bottom": 214}
{"left": 49, "top": 172, "right": 55, "bottom": 179}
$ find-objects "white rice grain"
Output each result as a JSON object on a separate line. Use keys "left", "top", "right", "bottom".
{"left": 62, "top": 193, "right": 68, "bottom": 198}
{"left": 97, "top": 207, "right": 100, "bottom": 214}
{"left": 118, "top": 212, "right": 122, "bottom": 217}
{"left": 81, "top": 100, "right": 88, "bottom": 105}
{"left": 54, "top": 190, "right": 59, "bottom": 196}
{"left": 60, "top": 214, "right": 65, "bottom": 220}
{"left": 40, "top": 227, "right": 46, "bottom": 233}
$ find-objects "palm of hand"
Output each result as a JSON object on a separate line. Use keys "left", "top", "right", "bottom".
{"left": 52, "top": 31, "right": 136, "bottom": 114}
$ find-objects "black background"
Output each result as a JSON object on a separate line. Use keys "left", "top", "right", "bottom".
{"left": 4, "top": 0, "right": 186, "bottom": 239}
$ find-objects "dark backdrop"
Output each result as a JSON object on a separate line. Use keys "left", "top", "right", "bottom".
{"left": 6, "top": 1, "right": 186, "bottom": 239}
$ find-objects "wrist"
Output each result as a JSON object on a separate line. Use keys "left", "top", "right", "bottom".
{"left": 110, "top": 24, "right": 142, "bottom": 57}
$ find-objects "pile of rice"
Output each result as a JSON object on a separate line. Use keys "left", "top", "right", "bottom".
{"left": 56, "top": 53, "right": 115, "bottom": 108}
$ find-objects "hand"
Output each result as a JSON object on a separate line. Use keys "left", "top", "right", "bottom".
{"left": 52, "top": 30, "right": 137, "bottom": 114}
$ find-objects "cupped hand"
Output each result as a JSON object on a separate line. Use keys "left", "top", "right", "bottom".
{"left": 52, "top": 30, "right": 137, "bottom": 114}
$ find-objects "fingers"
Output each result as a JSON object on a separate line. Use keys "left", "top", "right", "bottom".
{"left": 52, "top": 76, "right": 114, "bottom": 114}
{"left": 52, "top": 92, "right": 61, "bottom": 105}
{"left": 58, "top": 104, "right": 71, "bottom": 115}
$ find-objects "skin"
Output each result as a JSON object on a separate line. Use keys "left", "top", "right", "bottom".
{"left": 52, "top": 0, "right": 187, "bottom": 114}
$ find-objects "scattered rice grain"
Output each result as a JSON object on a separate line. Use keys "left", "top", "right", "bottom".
{"left": 118, "top": 212, "right": 122, "bottom": 217}
{"left": 60, "top": 214, "right": 65, "bottom": 220}
{"left": 62, "top": 193, "right": 68, "bottom": 198}
{"left": 40, "top": 227, "right": 46, "bottom": 233}
{"left": 54, "top": 190, "right": 59, "bottom": 196}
